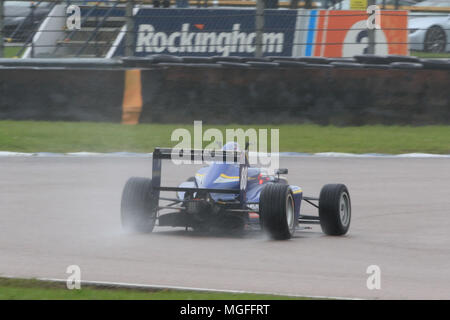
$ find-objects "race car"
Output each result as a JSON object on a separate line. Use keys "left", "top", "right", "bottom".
{"left": 120, "top": 142, "right": 351, "bottom": 240}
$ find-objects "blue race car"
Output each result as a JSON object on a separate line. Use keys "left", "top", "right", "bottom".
{"left": 121, "top": 143, "right": 351, "bottom": 240}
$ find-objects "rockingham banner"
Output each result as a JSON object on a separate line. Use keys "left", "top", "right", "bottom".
{"left": 116, "top": 9, "right": 297, "bottom": 57}
{"left": 113, "top": 8, "right": 408, "bottom": 58}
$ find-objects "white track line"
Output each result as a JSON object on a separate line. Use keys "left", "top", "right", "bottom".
{"left": 0, "top": 151, "right": 449, "bottom": 158}
{"left": 1, "top": 275, "right": 361, "bottom": 300}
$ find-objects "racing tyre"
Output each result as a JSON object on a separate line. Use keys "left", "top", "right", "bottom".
{"left": 121, "top": 177, "right": 157, "bottom": 233}
{"left": 424, "top": 26, "right": 447, "bottom": 53}
{"left": 319, "top": 184, "right": 351, "bottom": 236}
{"left": 259, "top": 183, "right": 296, "bottom": 240}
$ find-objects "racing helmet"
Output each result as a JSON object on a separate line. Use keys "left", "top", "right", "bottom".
{"left": 222, "top": 141, "right": 240, "bottom": 151}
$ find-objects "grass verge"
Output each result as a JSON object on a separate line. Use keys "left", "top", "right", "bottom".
{"left": 4, "top": 46, "right": 22, "bottom": 58}
{"left": 411, "top": 51, "right": 450, "bottom": 59}
{"left": 0, "top": 120, "right": 449, "bottom": 154}
{"left": 0, "top": 277, "right": 304, "bottom": 300}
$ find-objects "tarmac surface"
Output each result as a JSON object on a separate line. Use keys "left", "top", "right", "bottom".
{"left": 0, "top": 156, "right": 449, "bottom": 299}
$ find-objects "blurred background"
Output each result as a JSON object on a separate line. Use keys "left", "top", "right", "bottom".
{"left": 0, "top": 0, "right": 449, "bottom": 59}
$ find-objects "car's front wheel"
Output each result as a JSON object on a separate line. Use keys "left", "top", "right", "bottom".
{"left": 424, "top": 26, "right": 447, "bottom": 53}
{"left": 121, "top": 177, "right": 157, "bottom": 233}
{"left": 259, "top": 183, "right": 296, "bottom": 240}
{"left": 319, "top": 184, "right": 351, "bottom": 236}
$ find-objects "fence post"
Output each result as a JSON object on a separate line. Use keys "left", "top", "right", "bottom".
{"left": 255, "top": 0, "right": 264, "bottom": 58}
{"left": 30, "top": 2, "right": 36, "bottom": 58}
{"left": 367, "top": 0, "right": 375, "bottom": 54}
{"left": 125, "top": 0, "right": 135, "bottom": 57}
{"left": 0, "top": 0, "right": 3, "bottom": 58}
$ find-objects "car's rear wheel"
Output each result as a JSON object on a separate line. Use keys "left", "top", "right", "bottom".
{"left": 259, "top": 183, "right": 296, "bottom": 240}
{"left": 424, "top": 26, "right": 447, "bottom": 53}
{"left": 121, "top": 177, "right": 157, "bottom": 233}
{"left": 319, "top": 184, "right": 351, "bottom": 236}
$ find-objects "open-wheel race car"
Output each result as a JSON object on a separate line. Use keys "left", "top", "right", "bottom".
{"left": 121, "top": 143, "right": 351, "bottom": 240}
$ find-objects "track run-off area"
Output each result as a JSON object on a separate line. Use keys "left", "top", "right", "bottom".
{"left": 0, "top": 156, "right": 449, "bottom": 299}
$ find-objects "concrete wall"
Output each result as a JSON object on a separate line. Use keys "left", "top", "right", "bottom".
{"left": 0, "top": 68, "right": 123, "bottom": 122}
{"left": 139, "top": 66, "right": 450, "bottom": 125}
{"left": 0, "top": 64, "right": 449, "bottom": 125}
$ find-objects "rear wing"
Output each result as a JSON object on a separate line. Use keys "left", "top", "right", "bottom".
{"left": 151, "top": 147, "right": 249, "bottom": 206}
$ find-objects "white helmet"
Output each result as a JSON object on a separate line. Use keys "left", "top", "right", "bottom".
{"left": 222, "top": 141, "right": 240, "bottom": 151}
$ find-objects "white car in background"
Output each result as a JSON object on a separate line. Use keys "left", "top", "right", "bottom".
{"left": 329, "top": 0, "right": 418, "bottom": 9}
{"left": 409, "top": 0, "right": 450, "bottom": 52}
{"left": 4, "top": 1, "right": 52, "bottom": 42}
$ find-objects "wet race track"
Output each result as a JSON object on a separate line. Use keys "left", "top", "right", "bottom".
{"left": 0, "top": 156, "right": 449, "bottom": 299}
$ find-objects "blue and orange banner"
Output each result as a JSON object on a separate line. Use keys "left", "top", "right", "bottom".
{"left": 106, "top": 8, "right": 408, "bottom": 57}
{"left": 296, "top": 9, "right": 408, "bottom": 57}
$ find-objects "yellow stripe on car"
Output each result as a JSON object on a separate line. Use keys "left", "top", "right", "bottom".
{"left": 220, "top": 173, "right": 239, "bottom": 179}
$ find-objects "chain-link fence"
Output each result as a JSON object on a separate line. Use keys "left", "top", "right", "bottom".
{"left": 0, "top": 0, "right": 449, "bottom": 59}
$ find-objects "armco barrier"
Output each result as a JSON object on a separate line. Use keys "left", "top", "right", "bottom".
{"left": 0, "top": 56, "right": 449, "bottom": 125}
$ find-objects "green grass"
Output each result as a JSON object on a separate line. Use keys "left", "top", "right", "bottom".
{"left": 0, "top": 277, "right": 303, "bottom": 300}
{"left": 3, "top": 46, "right": 22, "bottom": 58}
{"left": 0, "top": 120, "right": 449, "bottom": 154}
{"left": 411, "top": 51, "right": 450, "bottom": 59}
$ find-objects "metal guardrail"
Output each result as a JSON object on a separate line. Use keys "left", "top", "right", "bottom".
{"left": 0, "top": 1, "right": 3, "bottom": 58}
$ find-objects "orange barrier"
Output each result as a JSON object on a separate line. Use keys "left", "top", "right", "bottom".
{"left": 122, "top": 69, "right": 143, "bottom": 125}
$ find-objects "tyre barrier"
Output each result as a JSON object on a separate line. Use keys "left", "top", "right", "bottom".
{"left": 217, "top": 62, "right": 251, "bottom": 68}
{"left": 245, "top": 61, "right": 280, "bottom": 68}
{"left": 385, "top": 55, "right": 422, "bottom": 63}
{"left": 273, "top": 60, "right": 307, "bottom": 68}
{"left": 362, "top": 64, "right": 392, "bottom": 69}
{"left": 181, "top": 56, "right": 215, "bottom": 64}
{"left": 119, "top": 54, "right": 450, "bottom": 71}
{"left": 390, "top": 62, "right": 424, "bottom": 69}
{"left": 304, "top": 63, "right": 334, "bottom": 69}
{"left": 242, "top": 57, "right": 273, "bottom": 63}
{"left": 297, "top": 57, "right": 330, "bottom": 64}
{"left": 210, "top": 56, "right": 246, "bottom": 63}
{"left": 0, "top": 54, "right": 449, "bottom": 125}
{"left": 420, "top": 59, "right": 450, "bottom": 70}
{"left": 330, "top": 62, "right": 364, "bottom": 69}
{"left": 0, "top": 56, "right": 446, "bottom": 71}
{"left": 120, "top": 55, "right": 450, "bottom": 71}
{"left": 354, "top": 54, "right": 391, "bottom": 65}
{"left": 328, "top": 58, "right": 358, "bottom": 64}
